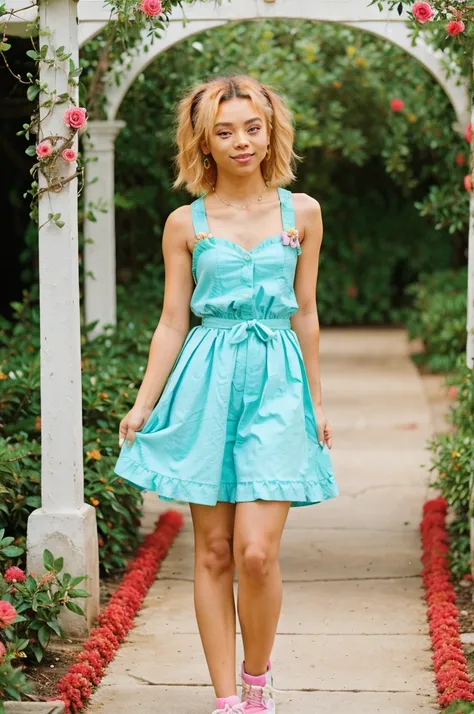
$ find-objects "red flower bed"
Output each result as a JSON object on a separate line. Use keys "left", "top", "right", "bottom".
{"left": 421, "top": 497, "right": 474, "bottom": 708}
{"left": 51, "top": 510, "right": 184, "bottom": 713}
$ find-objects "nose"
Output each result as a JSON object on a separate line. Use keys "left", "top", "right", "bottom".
{"left": 234, "top": 131, "right": 250, "bottom": 149}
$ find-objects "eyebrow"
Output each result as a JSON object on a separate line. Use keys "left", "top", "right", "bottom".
{"left": 214, "top": 117, "right": 263, "bottom": 129}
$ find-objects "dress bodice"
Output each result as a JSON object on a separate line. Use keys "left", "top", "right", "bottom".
{"left": 190, "top": 187, "right": 301, "bottom": 321}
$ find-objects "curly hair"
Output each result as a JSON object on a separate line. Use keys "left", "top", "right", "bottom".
{"left": 173, "top": 75, "right": 297, "bottom": 196}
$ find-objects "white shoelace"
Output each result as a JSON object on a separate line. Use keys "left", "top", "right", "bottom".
{"left": 237, "top": 682, "right": 281, "bottom": 711}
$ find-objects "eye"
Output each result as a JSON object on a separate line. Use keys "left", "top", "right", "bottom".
{"left": 248, "top": 126, "right": 261, "bottom": 133}
{"left": 218, "top": 132, "right": 231, "bottom": 138}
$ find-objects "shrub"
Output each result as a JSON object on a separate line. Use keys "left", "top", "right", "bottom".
{"left": 429, "top": 359, "right": 474, "bottom": 579}
{"left": 405, "top": 268, "right": 467, "bottom": 373}
{"left": 0, "top": 270, "right": 166, "bottom": 574}
{"left": 0, "top": 548, "right": 88, "bottom": 664}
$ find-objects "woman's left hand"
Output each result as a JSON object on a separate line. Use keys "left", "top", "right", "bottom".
{"left": 314, "top": 405, "right": 333, "bottom": 449}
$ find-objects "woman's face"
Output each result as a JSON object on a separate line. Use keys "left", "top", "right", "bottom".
{"left": 203, "top": 97, "right": 269, "bottom": 177}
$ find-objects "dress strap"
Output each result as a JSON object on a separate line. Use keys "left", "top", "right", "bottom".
{"left": 191, "top": 196, "right": 210, "bottom": 236}
{"left": 278, "top": 187, "right": 296, "bottom": 231}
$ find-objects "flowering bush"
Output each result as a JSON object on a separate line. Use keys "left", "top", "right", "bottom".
{"left": 421, "top": 498, "right": 474, "bottom": 708}
{"left": 54, "top": 510, "right": 183, "bottom": 714}
{"left": 0, "top": 548, "right": 89, "bottom": 664}
{"left": 0, "top": 281, "right": 147, "bottom": 574}
{"left": 428, "top": 363, "right": 474, "bottom": 580}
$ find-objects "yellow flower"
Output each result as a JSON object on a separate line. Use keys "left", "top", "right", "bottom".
{"left": 332, "top": 80, "right": 342, "bottom": 89}
{"left": 0, "top": 372, "right": 7, "bottom": 380}
{"left": 90, "top": 497, "right": 100, "bottom": 507}
{"left": 123, "top": 392, "right": 129, "bottom": 398}
{"left": 452, "top": 450, "right": 460, "bottom": 458}
{"left": 355, "top": 57, "right": 368, "bottom": 69}
{"left": 87, "top": 449, "right": 102, "bottom": 461}
{"left": 346, "top": 46, "right": 357, "bottom": 56}
{"left": 263, "top": 30, "right": 274, "bottom": 40}
{"left": 407, "top": 113, "right": 417, "bottom": 123}
{"left": 439, "top": 473, "right": 446, "bottom": 479}
{"left": 105, "top": 486, "right": 114, "bottom": 492}
{"left": 100, "top": 392, "right": 109, "bottom": 400}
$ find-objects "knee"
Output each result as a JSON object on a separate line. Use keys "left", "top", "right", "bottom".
{"left": 236, "top": 542, "right": 274, "bottom": 580}
{"left": 198, "top": 536, "right": 234, "bottom": 578}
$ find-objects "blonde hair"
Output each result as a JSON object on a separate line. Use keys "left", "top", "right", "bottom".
{"left": 173, "top": 75, "right": 297, "bottom": 196}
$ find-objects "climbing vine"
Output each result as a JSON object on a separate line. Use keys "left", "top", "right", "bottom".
{"left": 0, "top": 0, "right": 203, "bottom": 226}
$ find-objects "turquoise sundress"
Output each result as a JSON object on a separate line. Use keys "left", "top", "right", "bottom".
{"left": 114, "top": 187, "right": 339, "bottom": 508}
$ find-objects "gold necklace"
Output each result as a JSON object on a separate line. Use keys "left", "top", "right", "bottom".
{"left": 212, "top": 182, "right": 269, "bottom": 210}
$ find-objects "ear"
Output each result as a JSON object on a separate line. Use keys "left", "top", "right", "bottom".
{"left": 201, "top": 140, "right": 210, "bottom": 155}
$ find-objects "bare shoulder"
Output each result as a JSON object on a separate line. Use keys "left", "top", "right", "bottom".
{"left": 292, "top": 192, "right": 321, "bottom": 219}
{"left": 162, "top": 204, "right": 195, "bottom": 253}
{"left": 292, "top": 193, "right": 322, "bottom": 245}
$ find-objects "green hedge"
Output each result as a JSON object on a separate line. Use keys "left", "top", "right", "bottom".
{"left": 0, "top": 266, "right": 167, "bottom": 575}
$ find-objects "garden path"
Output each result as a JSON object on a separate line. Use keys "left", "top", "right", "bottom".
{"left": 87, "top": 327, "right": 437, "bottom": 713}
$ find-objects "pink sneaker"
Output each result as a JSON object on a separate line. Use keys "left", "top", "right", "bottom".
{"left": 238, "top": 661, "right": 275, "bottom": 713}
{"left": 212, "top": 695, "right": 242, "bottom": 714}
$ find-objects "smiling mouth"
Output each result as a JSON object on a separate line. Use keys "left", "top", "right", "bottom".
{"left": 232, "top": 154, "right": 254, "bottom": 160}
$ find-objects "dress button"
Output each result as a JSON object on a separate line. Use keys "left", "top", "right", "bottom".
{"left": 245, "top": 255, "right": 251, "bottom": 262}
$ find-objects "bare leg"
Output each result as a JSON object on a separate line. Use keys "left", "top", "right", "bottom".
{"left": 233, "top": 501, "right": 291, "bottom": 676}
{"left": 190, "top": 502, "right": 237, "bottom": 698}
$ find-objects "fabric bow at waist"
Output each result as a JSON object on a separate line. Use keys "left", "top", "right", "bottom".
{"left": 201, "top": 317, "right": 291, "bottom": 344}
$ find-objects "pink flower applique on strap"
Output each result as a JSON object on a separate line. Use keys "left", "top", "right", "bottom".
{"left": 195, "top": 232, "right": 213, "bottom": 244}
{"left": 281, "top": 227, "right": 300, "bottom": 250}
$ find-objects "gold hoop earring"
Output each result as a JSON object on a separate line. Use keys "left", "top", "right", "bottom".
{"left": 265, "top": 146, "right": 271, "bottom": 161}
{"left": 203, "top": 155, "right": 211, "bottom": 170}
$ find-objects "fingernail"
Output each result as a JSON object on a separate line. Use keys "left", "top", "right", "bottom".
{"left": 119, "top": 438, "right": 124, "bottom": 447}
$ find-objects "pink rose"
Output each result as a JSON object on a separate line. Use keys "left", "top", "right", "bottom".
{"left": 36, "top": 141, "right": 53, "bottom": 159}
{"left": 464, "top": 174, "right": 472, "bottom": 192}
{"left": 0, "top": 641, "right": 6, "bottom": 659}
{"left": 465, "top": 123, "right": 472, "bottom": 144}
{"left": 4, "top": 566, "right": 26, "bottom": 584}
{"left": 61, "top": 148, "right": 77, "bottom": 163}
{"left": 412, "top": 2, "right": 434, "bottom": 23}
{"left": 390, "top": 98, "right": 405, "bottom": 112}
{"left": 446, "top": 20, "right": 465, "bottom": 36}
{"left": 64, "top": 107, "right": 87, "bottom": 130}
{"left": 139, "top": 0, "right": 162, "bottom": 16}
{"left": 447, "top": 385, "right": 458, "bottom": 401}
{"left": 0, "top": 601, "right": 17, "bottom": 628}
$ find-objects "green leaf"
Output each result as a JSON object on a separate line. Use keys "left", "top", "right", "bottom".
{"left": 2, "top": 545, "right": 25, "bottom": 557}
{"left": 47, "top": 620, "right": 63, "bottom": 638}
{"left": 31, "top": 643, "right": 44, "bottom": 662}
{"left": 0, "top": 42, "right": 11, "bottom": 52}
{"left": 43, "top": 549, "right": 55, "bottom": 571}
{"left": 26, "top": 50, "right": 40, "bottom": 60}
{"left": 65, "top": 600, "right": 86, "bottom": 617}
{"left": 27, "top": 85, "right": 40, "bottom": 101}
{"left": 38, "top": 625, "right": 50, "bottom": 648}
{"left": 68, "top": 588, "right": 90, "bottom": 599}
{"left": 54, "top": 556, "right": 64, "bottom": 572}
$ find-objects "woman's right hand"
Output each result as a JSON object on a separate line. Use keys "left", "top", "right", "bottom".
{"left": 119, "top": 405, "right": 153, "bottom": 448}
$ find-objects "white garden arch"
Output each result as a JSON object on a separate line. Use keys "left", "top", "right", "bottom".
{"left": 3, "top": 0, "right": 473, "bottom": 636}
{"left": 80, "top": 0, "right": 470, "bottom": 341}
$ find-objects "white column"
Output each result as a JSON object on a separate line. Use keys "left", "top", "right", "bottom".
{"left": 26, "top": 0, "right": 99, "bottom": 636}
{"left": 468, "top": 98, "right": 474, "bottom": 368}
{"left": 83, "top": 120, "right": 125, "bottom": 339}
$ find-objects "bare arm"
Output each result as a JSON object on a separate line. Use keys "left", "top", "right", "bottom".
{"left": 291, "top": 195, "right": 332, "bottom": 447}
{"left": 119, "top": 206, "right": 195, "bottom": 445}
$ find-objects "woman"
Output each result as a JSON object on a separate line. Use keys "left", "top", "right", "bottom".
{"left": 115, "top": 75, "right": 339, "bottom": 714}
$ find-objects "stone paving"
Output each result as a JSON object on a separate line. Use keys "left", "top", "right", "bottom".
{"left": 87, "top": 328, "right": 438, "bottom": 713}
